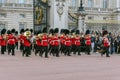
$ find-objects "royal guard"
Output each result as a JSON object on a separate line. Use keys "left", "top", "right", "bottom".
{"left": 59, "top": 29, "right": 65, "bottom": 54}
{"left": 41, "top": 27, "right": 48, "bottom": 58}
{"left": 74, "top": 30, "right": 81, "bottom": 55}
{"left": 52, "top": 28, "right": 60, "bottom": 57}
{"left": 70, "top": 30, "right": 76, "bottom": 54}
{"left": 19, "top": 29, "right": 25, "bottom": 52}
{"left": 64, "top": 29, "right": 71, "bottom": 56}
{"left": 15, "top": 31, "right": 19, "bottom": 50}
{"left": 35, "top": 30, "right": 42, "bottom": 56}
{"left": 101, "top": 30, "right": 110, "bottom": 57}
{"left": 48, "top": 29, "right": 54, "bottom": 55}
{"left": 0, "top": 29, "right": 7, "bottom": 55}
{"left": 7, "top": 29, "right": 16, "bottom": 56}
{"left": 85, "top": 30, "right": 91, "bottom": 55}
{"left": 22, "top": 29, "right": 31, "bottom": 57}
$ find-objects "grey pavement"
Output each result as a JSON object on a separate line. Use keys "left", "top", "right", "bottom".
{"left": 0, "top": 51, "right": 120, "bottom": 80}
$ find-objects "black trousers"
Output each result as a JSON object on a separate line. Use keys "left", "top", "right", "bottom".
{"left": 64, "top": 46, "right": 71, "bottom": 56}
{"left": 86, "top": 45, "right": 91, "bottom": 55}
{"left": 74, "top": 45, "right": 81, "bottom": 55}
{"left": 35, "top": 45, "right": 42, "bottom": 56}
{"left": 8, "top": 44, "right": 15, "bottom": 56}
{"left": 20, "top": 43, "right": 24, "bottom": 51}
{"left": 41, "top": 46, "right": 48, "bottom": 58}
{"left": 102, "top": 47, "right": 110, "bottom": 57}
{"left": 53, "top": 46, "right": 59, "bottom": 57}
{"left": 15, "top": 42, "right": 18, "bottom": 50}
{"left": 1, "top": 46, "right": 6, "bottom": 54}
{"left": 23, "top": 46, "right": 31, "bottom": 57}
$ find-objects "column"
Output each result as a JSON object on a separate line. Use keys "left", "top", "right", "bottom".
{"left": 78, "top": 16, "right": 83, "bottom": 33}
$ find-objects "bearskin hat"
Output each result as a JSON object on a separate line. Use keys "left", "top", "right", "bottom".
{"left": 30, "top": 29, "right": 33, "bottom": 33}
{"left": 7, "top": 30, "right": 11, "bottom": 34}
{"left": 102, "top": 30, "right": 108, "bottom": 36}
{"left": 20, "top": 29, "right": 24, "bottom": 34}
{"left": 1, "top": 29, "right": 6, "bottom": 35}
{"left": 43, "top": 27, "right": 47, "bottom": 33}
{"left": 60, "top": 29, "right": 64, "bottom": 34}
{"left": 71, "top": 29, "right": 75, "bottom": 34}
{"left": 85, "top": 30, "right": 90, "bottom": 35}
{"left": 76, "top": 30, "right": 80, "bottom": 34}
{"left": 54, "top": 28, "right": 59, "bottom": 33}
{"left": 15, "top": 31, "right": 18, "bottom": 35}
{"left": 49, "top": 29, "right": 54, "bottom": 34}
{"left": 65, "top": 29, "right": 69, "bottom": 35}
{"left": 37, "top": 30, "right": 42, "bottom": 35}
{"left": 11, "top": 29, "right": 16, "bottom": 33}
{"left": 25, "top": 28, "right": 29, "bottom": 32}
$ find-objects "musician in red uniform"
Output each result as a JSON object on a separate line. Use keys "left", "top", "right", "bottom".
{"left": 7, "top": 29, "right": 16, "bottom": 56}
{"left": 70, "top": 30, "right": 76, "bottom": 54}
{"left": 15, "top": 31, "right": 19, "bottom": 50}
{"left": 101, "top": 30, "right": 110, "bottom": 57}
{"left": 48, "top": 29, "right": 54, "bottom": 55}
{"left": 59, "top": 29, "right": 65, "bottom": 54}
{"left": 74, "top": 30, "right": 81, "bottom": 55}
{"left": 19, "top": 29, "right": 24, "bottom": 52}
{"left": 85, "top": 30, "right": 91, "bottom": 55}
{"left": 35, "top": 31, "right": 42, "bottom": 56}
{"left": 64, "top": 29, "right": 71, "bottom": 56}
{"left": 22, "top": 29, "right": 31, "bottom": 57}
{"left": 0, "top": 29, "right": 7, "bottom": 55}
{"left": 41, "top": 27, "right": 48, "bottom": 58}
{"left": 52, "top": 28, "right": 60, "bottom": 57}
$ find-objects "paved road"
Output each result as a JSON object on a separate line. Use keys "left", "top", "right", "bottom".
{"left": 0, "top": 51, "right": 120, "bottom": 80}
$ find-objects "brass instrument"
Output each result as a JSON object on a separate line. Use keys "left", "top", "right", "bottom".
{"left": 24, "top": 31, "right": 31, "bottom": 39}
{"left": 2, "top": 34, "right": 7, "bottom": 40}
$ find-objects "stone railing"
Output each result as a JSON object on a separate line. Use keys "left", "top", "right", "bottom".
{"left": 69, "top": 6, "right": 113, "bottom": 13}
{"left": 0, "top": 3, "right": 33, "bottom": 8}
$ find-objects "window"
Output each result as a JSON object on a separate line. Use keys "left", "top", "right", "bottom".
{"left": 88, "top": 16, "right": 93, "bottom": 20}
{"left": 0, "top": 0, "right": 7, "bottom": 3}
{"left": 103, "top": 0, "right": 108, "bottom": 8}
{"left": 71, "top": 0, "right": 76, "bottom": 7}
{"left": 19, "top": 23, "right": 25, "bottom": 32}
{"left": 18, "top": 0, "right": 25, "bottom": 4}
{"left": 19, "top": 14, "right": 26, "bottom": 18}
{"left": 0, "top": 13, "right": 6, "bottom": 18}
{"left": 88, "top": 0, "right": 93, "bottom": 7}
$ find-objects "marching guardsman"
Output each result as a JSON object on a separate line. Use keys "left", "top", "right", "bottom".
{"left": 19, "top": 29, "right": 25, "bottom": 52}
{"left": 15, "top": 31, "right": 19, "bottom": 50}
{"left": 22, "top": 29, "right": 31, "bottom": 57}
{"left": 52, "top": 28, "right": 60, "bottom": 57}
{"left": 85, "top": 30, "right": 91, "bottom": 55}
{"left": 35, "top": 30, "right": 42, "bottom": 56}
{"left": 48, "top": 29, "right": 54, "bottom": 55}
{"left": 64, "top": 29, "right": 71, "bottom": 56}
{"left": 74, "top": 30, "right": 81, "bottom": 55}
{"left": 59, "top": 29, "right": 65, "bottom": 54}
{"left": 70, "top": 30, "right": 76, "bottom": 54}
{"left": 7, "top": 29, "right": 16, "bottom": 56}
{"left": 101, "top": 30, "right": 110, "bottom": 57}
{"left": 0, "top": 29, "right": 7, "bottom": 55}
{"left": 41, "top": 27, "right": 48, "bottom": 58}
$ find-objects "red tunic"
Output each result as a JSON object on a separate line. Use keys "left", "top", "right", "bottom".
{"left": 103, "top": 37, "right": 110, "bottom": 47}
{"left": 85, "top": 37, "right": 91, "bottom": 46}
{"left": 23, "top": 37, "right": 31, "bottom": 47}
{"left": 36, "top": 39, "right": 41, "bottom": 46}
{"left": 71, "top": 37, "right": 75, "bottom": 45}
{"left": 53, "top": 35, "right": 59, "bottom": 46}
{"left": 41, "top": 34, "right": 48, "bottom": 46}
{"left": 7, "top": 34, "right": 15, "bottom": 45}
{"left": 0, "top": 35, "right": 7, "bottom": 46}
{"left": 64, "top": 36, "right": 71, "bottom": 46}
{"left": 75, "top": 36, "right": 81, "bottom": 46}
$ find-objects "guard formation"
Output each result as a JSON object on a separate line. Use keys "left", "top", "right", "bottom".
{"left": 0, "top": 28, "right": 113, "bottom": 58}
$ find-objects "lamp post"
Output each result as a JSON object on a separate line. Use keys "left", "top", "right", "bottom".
{"left": 76, "top": 0, "right": 87, "bottom": 33}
